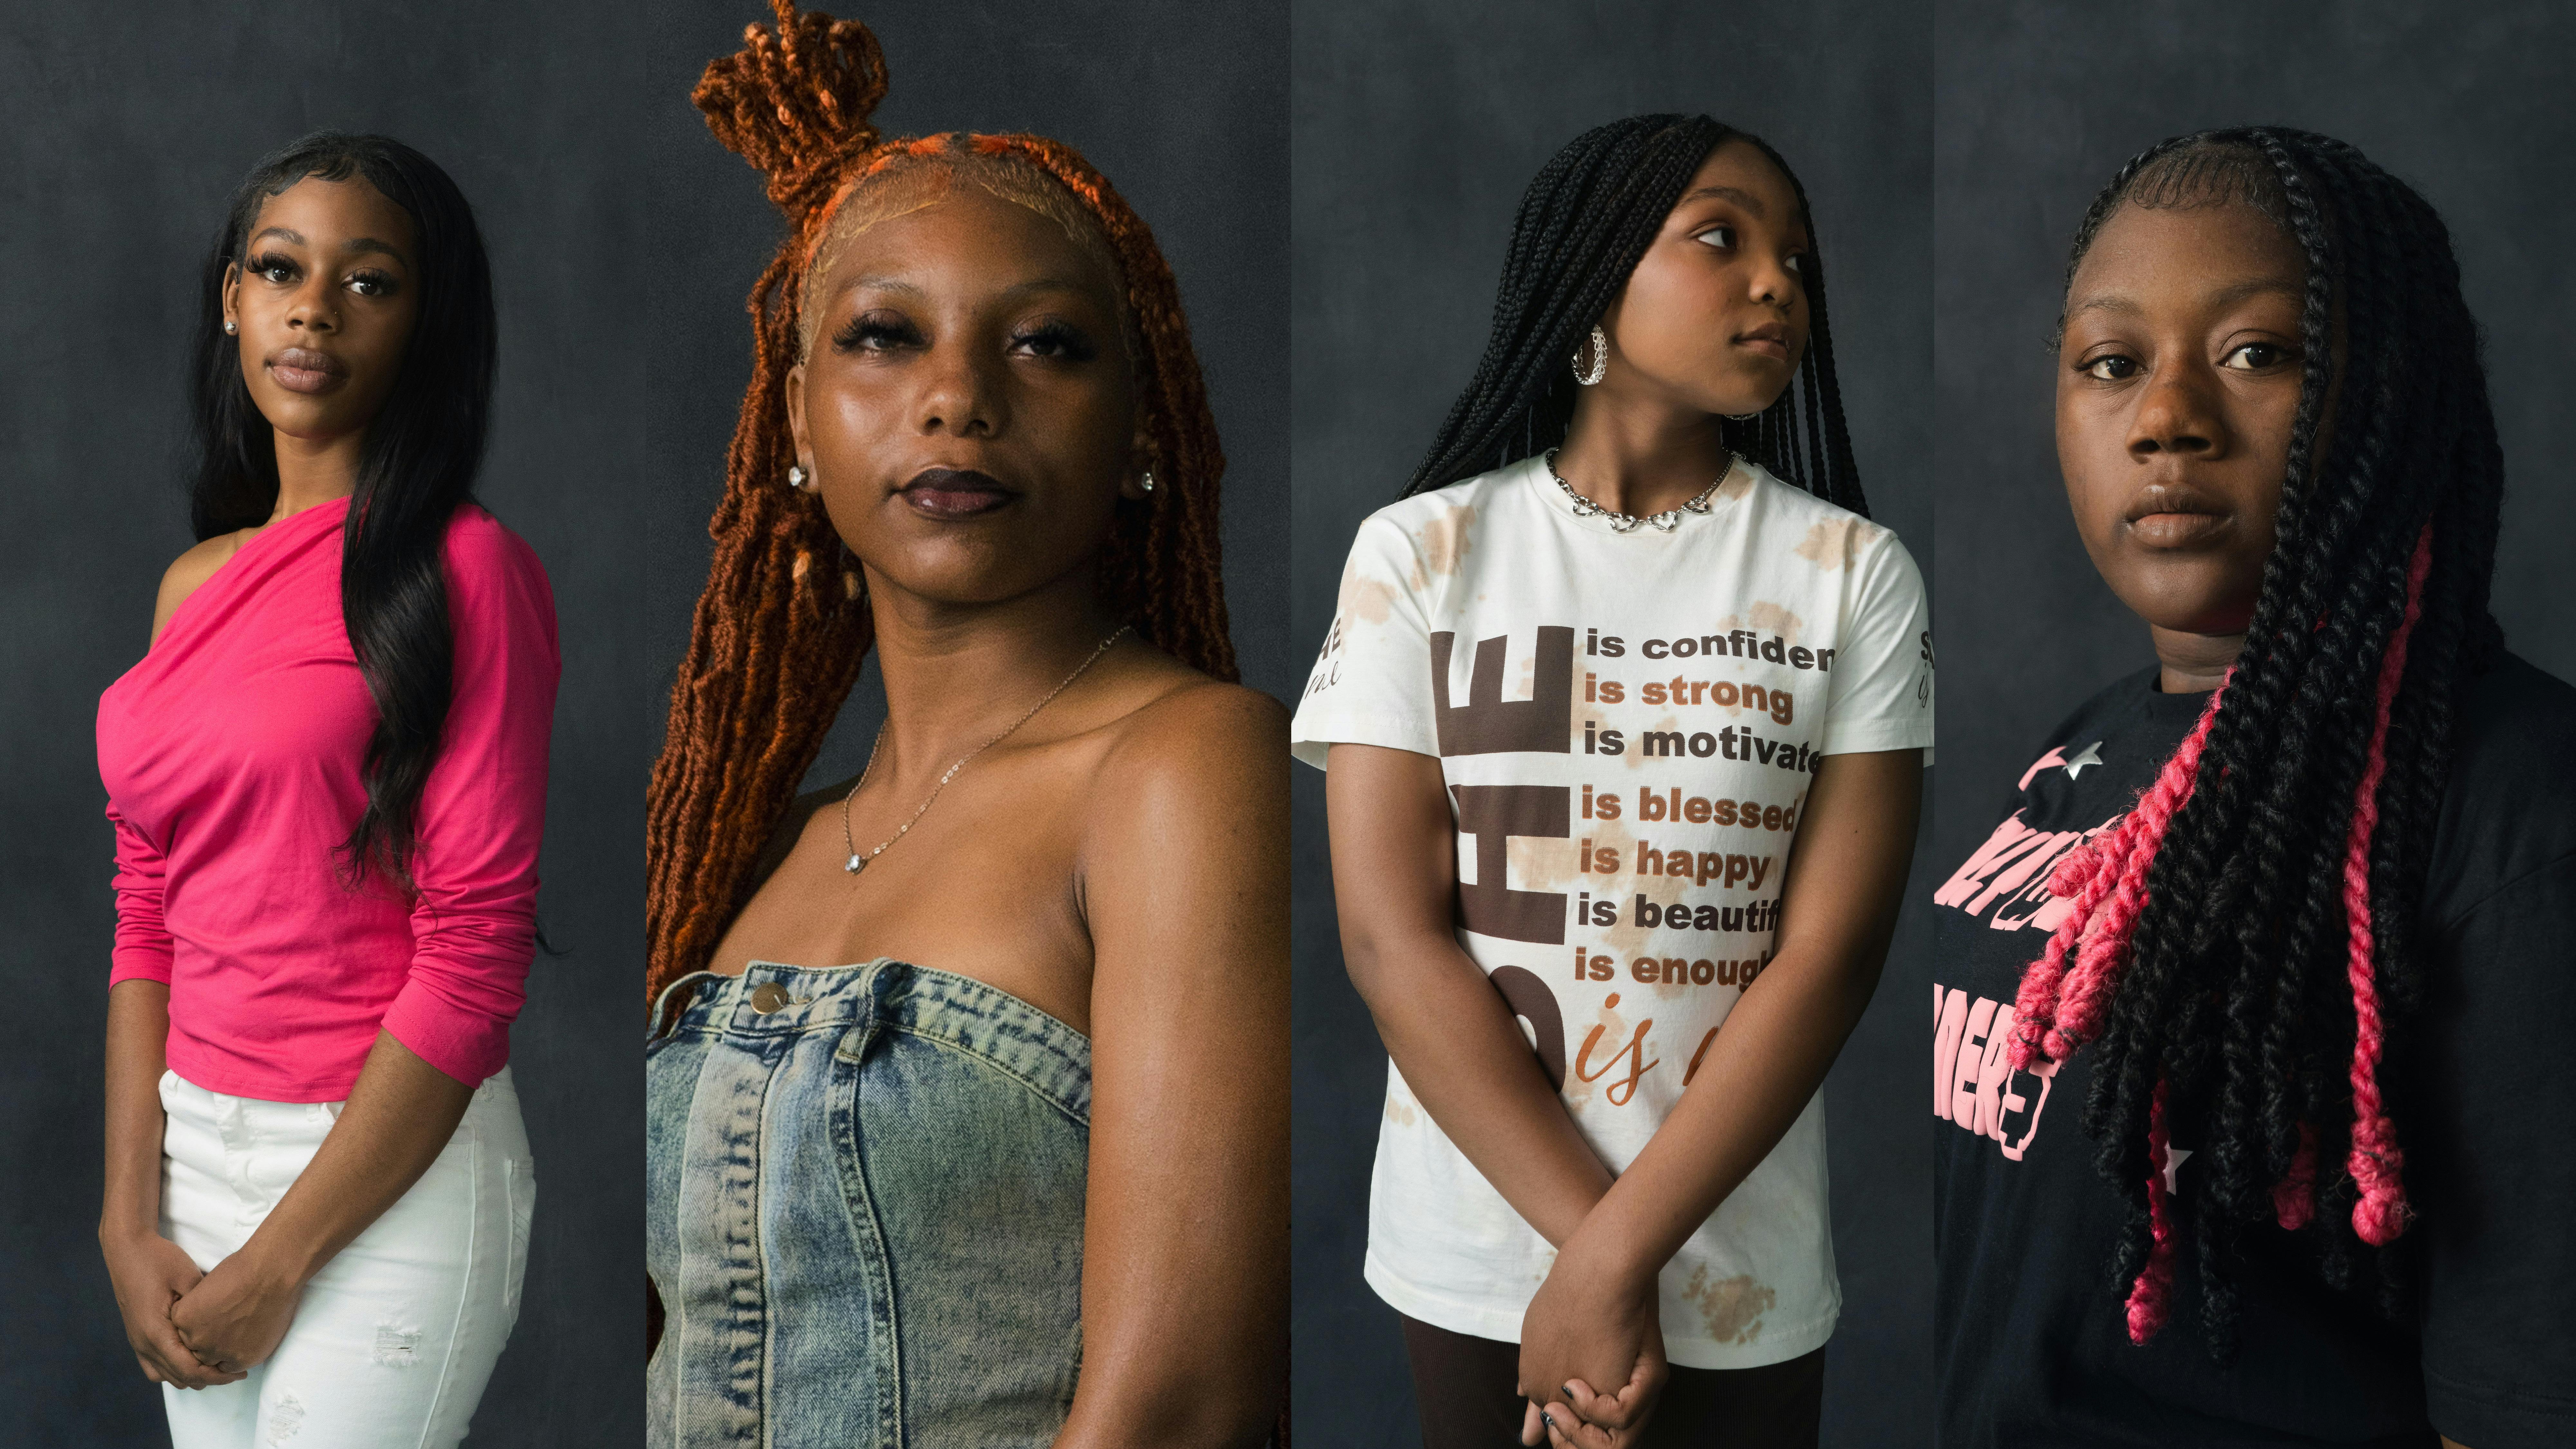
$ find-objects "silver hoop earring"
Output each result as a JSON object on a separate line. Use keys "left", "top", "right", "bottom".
{"left": 1140, "top": 468, "right": 1156, "bottom": 494}
{"left": 1571, "top": 325, "right": 1608, "bottom": 386}
{"left": 787, "top": 464, "right": 808, "bottom": 491}
{"left": 223, "top": 320, "right": 237, "bottom": 335}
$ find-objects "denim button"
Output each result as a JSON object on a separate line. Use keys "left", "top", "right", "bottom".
{"left": 749, "top": 982, "right": 789, "bottom": 1015}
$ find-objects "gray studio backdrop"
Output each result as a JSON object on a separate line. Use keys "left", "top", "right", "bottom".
{"left": 1932, "top": 4, "right": 2576, "bottom": 897}
{"left": 641, "top": 0, "right": 1297, "bottom": 810}
{"left": 0, "top": 4, "right": 645, "bottom": 1444}
{"left": 1290, "top": 3, "right": 1933, "bottom": 1444}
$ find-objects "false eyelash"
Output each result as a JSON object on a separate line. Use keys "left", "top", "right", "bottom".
{"left": 833, "top": 315, "right": 920, "bottom": 352}
{"left": 1012, "top": 320, "right": 1097, "bottom": 361}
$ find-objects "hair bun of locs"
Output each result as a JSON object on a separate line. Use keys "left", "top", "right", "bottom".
{"left": 693, "top": 0, "right": 889, "bottom": 226}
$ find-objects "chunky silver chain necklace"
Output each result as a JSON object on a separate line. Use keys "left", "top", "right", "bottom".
{"left": 839, "top": 624, "right": 1131, "bottom": 874}
{"left": 1543, "top": 448, "right": 1730, "bottom": 533}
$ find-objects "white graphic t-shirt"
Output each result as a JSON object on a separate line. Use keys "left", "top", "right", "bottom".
{"left": 1290, "top": 452, "right": 1933, "bottom": 1368}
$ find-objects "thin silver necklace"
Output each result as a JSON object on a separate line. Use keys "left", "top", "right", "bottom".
{"left": 838, "top": 624, "right": 1131, "bottom": 875}
{"left": 1543, "top": 448, "right": 1730, "bottom": 533}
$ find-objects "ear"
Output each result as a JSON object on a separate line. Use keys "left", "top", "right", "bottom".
{"left": 221, "top": 262, "right": 242, "bottom": 335}
{"left": 1117, "top": 425, "right": 1153, "bottom": 502}
{"left": 784, "top": 362, "right": 815, "bottom": 482}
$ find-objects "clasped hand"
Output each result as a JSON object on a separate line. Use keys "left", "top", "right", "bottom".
{"left": 103, "top": 1230, "right": 300, "bottom": 1389}
{"left": 1516, "top": 1229, "right": 1670, "bottom": 1448}
{"left": 169, "top": 1250, "right": 302, "bottom": 1379}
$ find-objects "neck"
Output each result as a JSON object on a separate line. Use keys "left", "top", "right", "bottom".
{"left": 2150, "top": 625, "right": 2244, "bottom": 694}
{"left": 864, "top": 564, "right": 1127, "bottom": 781}
{"left": 1550, "top": 388, "right": 1733, "bottom": 518}
{"left": 269, "top": 428, "right": 366, "bottom": 523}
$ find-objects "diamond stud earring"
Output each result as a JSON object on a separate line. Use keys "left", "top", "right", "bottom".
{"left": 787, "top": 464, "right": 807, "bottom": 491}
{"left": 223, "top": 320, "right": 237, "bottom": 335}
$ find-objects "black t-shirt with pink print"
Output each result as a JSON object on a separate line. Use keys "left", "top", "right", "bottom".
{"left": 1932, "top": 655, "right": 2576, "bottom": 1449}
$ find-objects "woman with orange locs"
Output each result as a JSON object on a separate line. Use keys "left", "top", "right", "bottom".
{"left": 642, "top": 6, "right": 1286, "bottom": 1447}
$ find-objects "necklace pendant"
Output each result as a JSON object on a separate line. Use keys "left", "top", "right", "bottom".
{"left": 845, "top": 854, "right": 867, "bottom": 875}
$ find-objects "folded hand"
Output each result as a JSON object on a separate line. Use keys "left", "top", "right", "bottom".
{"left": 101, "top": 1231, "right": 245, "bottom": 1390}
{"left": 168, "top": 1250, "right": 302, "bottom": 1376}
{"left": 1515, "top": 1233, "right": 1669, "bottom": 1447}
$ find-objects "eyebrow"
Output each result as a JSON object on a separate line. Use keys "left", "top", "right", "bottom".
{"left": 249, "top": 227, "right": 409, "bottom": 265}
{"left": 1677, "top": 185, "right": 1812, "bottom": 239}
{"left": 2071, "top": 275, "right": 2304, "bottom": 318}
{"left": 838, "top": 274, "right": 1104, "bottom": 304}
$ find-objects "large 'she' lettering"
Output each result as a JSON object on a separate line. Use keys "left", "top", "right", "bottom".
{"left": 1451, "top": 783, "right": 1568, "bottom": 944}
{"left": 1432, "top": 626, "right": 1574, "bottom": 756}
{"left": 1487, "top": 966, "right": 1567, "bottom": 1090}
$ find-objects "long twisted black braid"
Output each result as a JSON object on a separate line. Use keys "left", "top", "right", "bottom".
{"left": 1402, "top": 114, "right": 1865, "bottom": 515}
{"left": 2053, "top": 129, "right": 2505, "bottom": 1357}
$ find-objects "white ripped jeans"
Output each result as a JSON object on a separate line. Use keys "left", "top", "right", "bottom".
{"left": 156, "top": 1067, "right": 535, "bottom": 1449}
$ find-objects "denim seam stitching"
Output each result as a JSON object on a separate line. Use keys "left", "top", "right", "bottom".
{"left": 886, "top": 1022, "right": 1090, "bottom": 1128}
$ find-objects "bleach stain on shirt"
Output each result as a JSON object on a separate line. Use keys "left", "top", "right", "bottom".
{"left": 1791, "top": 516, "right": 1862, "bottom": 571}
{"left": 1419, "top": 504, "right": 1477, "bottom": 577}
{"left": 1681, "top": 1265, "right": 1776, "bottom": 1344}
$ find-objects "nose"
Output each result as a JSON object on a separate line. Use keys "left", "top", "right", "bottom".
{"left": 914, "top": 338, "right": 1004, "bottom": 439}
{"left": 1747, "top": 251, "right": 1797, "bottom": 310}
{"left": 2127, "top": 361, "right": 2225, "bottom": 460}
{"left": 286, "top": 273, "right": 339, "bottom": 334}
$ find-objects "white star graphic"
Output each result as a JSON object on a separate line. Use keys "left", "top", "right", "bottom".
{"left": 2061, "top": 741, "right": 2105, "bottom": 780}
{"left": 2163, "top": 1145, "right": 2193, "bottom": 1197}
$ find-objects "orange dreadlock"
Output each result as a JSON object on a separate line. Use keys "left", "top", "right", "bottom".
{"left": 645, "top": 1, "right": 1236, "bottom": 1002}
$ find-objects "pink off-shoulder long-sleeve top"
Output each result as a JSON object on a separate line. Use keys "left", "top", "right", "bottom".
{"left": 96, "top": 495, "right": 559, "bottom": 1102}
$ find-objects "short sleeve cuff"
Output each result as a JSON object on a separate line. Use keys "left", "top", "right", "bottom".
{"left": 1817, "top": 717, "right": 1935, "bottom": 765}
{"left": 380, "top": 980, "right": 512, "bottom": 1087}
{"left": 1288, "top": 710, "right": 1440, "bottom": 770}
{"left": 2426, "top": 1366, "right": 2576, "bottom": 1449}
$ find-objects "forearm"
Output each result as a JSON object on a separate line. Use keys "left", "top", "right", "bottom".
{"left": 100, "top": 980, "right": 173, "bottom": 1243}
{"left": 1349, "top": 932, "right": 1613, "bottom": 1245}
{"left": 229, "top": 1029, "right": 473, "bottom": 1286}
{"left": 1579, "top": 943, "right": 1884, "bottom": 1279}
{"left": 1572, "top": 749, "right": 1920, "bottom": 1281}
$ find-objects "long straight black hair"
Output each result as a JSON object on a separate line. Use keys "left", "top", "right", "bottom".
{"left": 1403, "top": 113, "right": 1865, "bottom": 516}
{"left": 189, "top": 132, "right": 497, "bottom": 889}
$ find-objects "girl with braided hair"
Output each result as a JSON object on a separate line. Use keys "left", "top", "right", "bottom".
{"left": 1932, "top": 128, "right": 2576, "bottom": 1448}
{"left": 1295, "top": 117, "right": 1930, "bottom": 1447}
{"left": 643, "top": 6, "right": 1285, "bottom": 1445}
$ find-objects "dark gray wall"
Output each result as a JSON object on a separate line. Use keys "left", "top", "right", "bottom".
{"left": 0, "top": 4, "right": 646, "bottom": 1444}
{"left": 1933, "top": 2, "right": 2576, "bottom": 881}
{"left": 1289, "top": 4, "right": 1933, "bottom": 1444}
{"left": 642, "top": 0, "right": 1296, "bottom": 806}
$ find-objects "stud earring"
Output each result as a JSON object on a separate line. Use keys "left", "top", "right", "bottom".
{"left": 223, "top": 320, "right": 237, "bottom": 335}
{"left": 1140, "top": 469, "right": 1156, "bottom": 494}
{"left": 1572, "top": 325, "right": 1608, "bottom": 386}
{"left": 787, "top": 464, "right": 807, "bottom": 491}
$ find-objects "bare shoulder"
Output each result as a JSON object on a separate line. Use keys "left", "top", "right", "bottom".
{"left": 1095, "top": 676, "right": 1289, "bottom": 788}
{"left": 150, "top": 533, "right": 247, "bottom": 643}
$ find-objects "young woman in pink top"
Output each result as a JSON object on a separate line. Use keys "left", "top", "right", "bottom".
{"left": 93, "top": 132, "right": 558, "bottom": 1449}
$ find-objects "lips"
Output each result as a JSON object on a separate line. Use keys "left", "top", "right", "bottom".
{"left": 2123, "top": 483, "right": 2230, "bottom": 548}
{"left": 897, "top": 467, "right": 1016, "bottom": 519}
{"left": 1733, "top": 321, "right": 1791, "bottom": 361}
{"left": 266, "top": 347, "right": 346, "bottom": 395}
